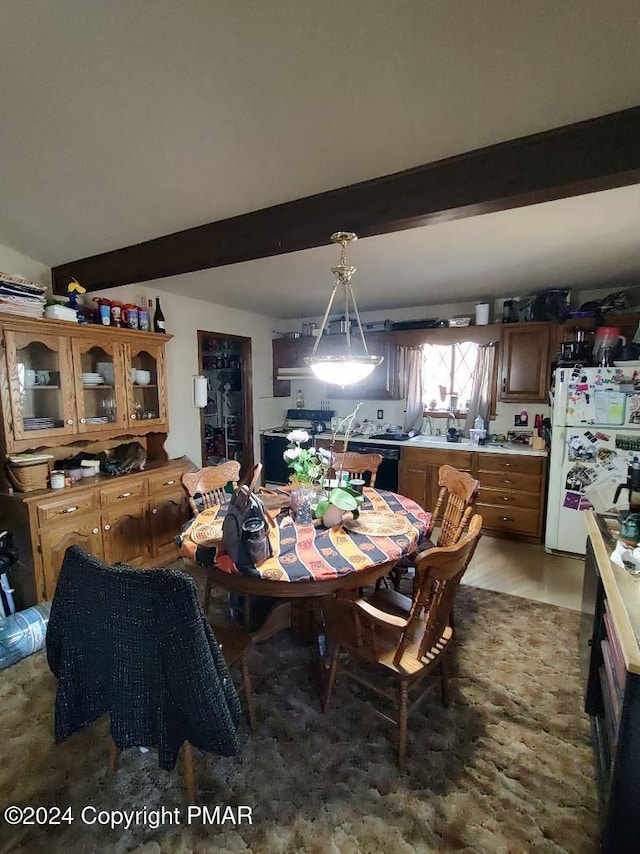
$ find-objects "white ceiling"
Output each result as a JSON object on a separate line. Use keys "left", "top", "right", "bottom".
{"left": 1, "top": 0, "right": 640, "bottom": 314}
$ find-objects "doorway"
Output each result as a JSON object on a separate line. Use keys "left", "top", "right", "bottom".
{"left": 197, "top": 330, "right": 253, "bottom": 474}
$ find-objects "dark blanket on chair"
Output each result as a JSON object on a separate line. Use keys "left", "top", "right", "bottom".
{"left": 46, "top": 547, "right": 241, "bottom": 770}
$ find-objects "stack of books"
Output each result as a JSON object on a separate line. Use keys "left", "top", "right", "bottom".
{"left": 0, "top": 271, "right": 46, "bottom": 318}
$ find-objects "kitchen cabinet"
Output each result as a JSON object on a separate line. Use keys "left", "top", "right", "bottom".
{"left": 271, "top": 332, "right": 401, "bottom": 399}
{"left": 399, "top": 445, "right": 546, "bottom": 543}
{"left": 0, "top": 458, "right": 193, "bottom": 606}
{"left": 0, "top": 315, "right": 171, "bottom": 454}
{"left": 272, "top": 336, "right": 315, "bottom": 397}
{"left": 499, "top": 322, "right": 552, "bottom": 402}
{"left": 399, "top": 447, "right": 472, "bottom": 514}
{"left": 473, "top": 452, "right": 547, "bottom": 543}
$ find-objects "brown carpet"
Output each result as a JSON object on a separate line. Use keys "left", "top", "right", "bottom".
{"left": 0, "top": 574, "right": 599, "bottom": 854}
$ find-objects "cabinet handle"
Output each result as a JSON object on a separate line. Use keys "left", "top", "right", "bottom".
{"left": 151, "top": 508, "right": 158, "bottom": 515}
{"left": 130, "top": 413, "right": 136, "bottom": 419}
{"left": 61, "top": 506, "right": 78, "bottom": 514}
{"left": 118, "top": 491, "right": 132, "bottom": 499}
{"left": 92, "top": 528, "right": 99, "bottom": 535}
{"left": 502, "top": 378, "right": 506, "bottom": 392}
{"left": 165, "top": 479, "right": 175, "bottom": 485}
{"left": 503, "top": 462, "right": 512, "bottom": 467}
{"left": 500, "top": 515, "right": 514, "bottom": 522}
{"left": 502, "top": 479, "right": 512, "bottom": 484}
{"left": 80, "top": 418, "right": 86, "bottom": 424}
{"left": 500, "top": 496, "right": 515, "bottom": 502}
{"left": 66, "top": 419, "right": 74, "bottom": 425}
{"left": 104, "top": 524, "right": 111, "bottom": 531}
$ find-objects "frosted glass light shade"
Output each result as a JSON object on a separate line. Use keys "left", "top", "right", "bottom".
{"left": 193, "top": 375, "right": 208, "bottom": 407}
{"left": 307, "top": 354, "right": 383, "bottom": 386}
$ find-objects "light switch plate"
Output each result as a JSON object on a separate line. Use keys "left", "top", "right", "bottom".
{"left": 377, "top": 409, "right": 384, "bottom": 420}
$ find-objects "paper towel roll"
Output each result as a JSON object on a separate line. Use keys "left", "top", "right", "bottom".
{"left": 193, "top": 375, "right": 208, "bottom": 408}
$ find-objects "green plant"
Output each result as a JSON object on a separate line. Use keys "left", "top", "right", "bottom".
{"left": 283, "top": 429, "right": 330, "bottom": 485}
{"left": 315, "top": 485, "right": 364, "bottom": 519}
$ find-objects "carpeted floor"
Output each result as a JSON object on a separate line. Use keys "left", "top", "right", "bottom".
{"left": 0, "top": 577, "right": 599, "bottom": 853}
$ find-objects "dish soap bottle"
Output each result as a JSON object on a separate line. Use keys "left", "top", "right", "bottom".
{"left": 296, "top": 389, "right": 305, "bottom": 409}
{"left": 474, "top": 416, "right": 484, "bottom": 430}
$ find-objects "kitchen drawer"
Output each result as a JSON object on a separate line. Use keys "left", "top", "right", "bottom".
{"left": 147, "top": 468, "right": 184, "bottom": 495}
{"left": 476, "top": 453, "right": 543, "bottom": 476}
{"left": 100, "top": 478, "right": 147, "bottom": 507}
{"left": 477, "top": 502, "right": 540, "bottom": 536}
{"left": 402, "top": 447, "right": 472, "bottom": 469}
{"left": 479, "top": 470, "right": 542, "bottom": 494}
{"left": 37, "top": 491, "right": 100, "bottom": 526}
{"left": 478, "top": 487, "right": 540, "bottom": 510}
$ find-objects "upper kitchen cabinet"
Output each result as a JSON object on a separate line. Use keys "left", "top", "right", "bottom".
{"left": 272, "top": 331, "right": 401, "bottom": 399}
{"left": 272, "top": 336, "right": 314, "bottom": 397}
{"left": 0, "top": 315, "right": 171, "bottom": 453}
{"left": 499, "top": 322, "right": 552, "bottom": 403}
{"left": 328, "top": 332, "right": 401, "bottom": 400}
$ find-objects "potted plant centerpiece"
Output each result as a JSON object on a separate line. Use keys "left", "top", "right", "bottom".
{"left": 283, "top": 430, "right": 330, "bottom": 524}
{"left": 314, "top": 485, "right": 365, "bottom": 528}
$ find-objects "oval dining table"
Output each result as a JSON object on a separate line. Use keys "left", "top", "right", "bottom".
{"left": 179, "top": 486, "right": 431, "bottom": 642}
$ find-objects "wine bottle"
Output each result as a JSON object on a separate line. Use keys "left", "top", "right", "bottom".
{"left": 153, "top": 296, "right": 166, "bottom": 333}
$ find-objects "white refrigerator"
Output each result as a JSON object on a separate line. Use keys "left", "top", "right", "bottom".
{"left": 545, "top": 366, "right": 640, "bottom": 555}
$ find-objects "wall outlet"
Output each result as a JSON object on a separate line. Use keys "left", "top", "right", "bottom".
{"left": 377, "top": 409, "right": 384, "bottom": 420}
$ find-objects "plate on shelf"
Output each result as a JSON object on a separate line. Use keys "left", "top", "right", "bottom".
{"left": 613, "top": 361, "right": 640, "bottom": 368}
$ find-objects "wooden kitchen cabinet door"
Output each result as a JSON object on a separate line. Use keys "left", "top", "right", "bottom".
{"left": 39, "top": 514, "right": 103, "bottom": 601}
{"left": 102, "top": 501, "right": 151, "bottom": 566}
{"left": 499, "top": 323, "right": 552, "bottom": 402}
{"left": 125, "top": 340, "right": 168, "bottom": 430}
{"left": 399, "top": 459, "right": 432, "bottom": 510}
{"left": 149, "top": 490, "right": 189, "bottom": 561}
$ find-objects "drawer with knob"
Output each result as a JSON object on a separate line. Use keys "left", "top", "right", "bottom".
{"left": 476, "top": 502, "right": 540, "bottom": 536}
{"left": 37, "top": 491, "right": 100, "bottom": 526}
{"left": 478, "top": 471, "right": 542, "bottom": 494}
{"left": 100, "top": 479, "right": 147, "bottom": 507}
{"left": 147, "top": 468, "right": 186, "bottom": 496}
{"left": 476, "top": 453, "right": 543, "bottom": 476}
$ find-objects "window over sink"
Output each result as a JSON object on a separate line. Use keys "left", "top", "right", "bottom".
{"left": 422, "top": 342, "right": 479, "bottom": 414}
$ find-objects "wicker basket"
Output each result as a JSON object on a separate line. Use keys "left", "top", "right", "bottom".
{"left": 7, "top": 460, "right": 51, "bottom": 492}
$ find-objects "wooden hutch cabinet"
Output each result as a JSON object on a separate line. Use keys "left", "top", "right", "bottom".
{"left": 0, "top": 314, "right": 192, "bottom": 608}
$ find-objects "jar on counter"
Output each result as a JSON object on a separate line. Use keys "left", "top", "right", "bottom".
{"left": 50, "top": 470, "right": 65, "bottom": 489}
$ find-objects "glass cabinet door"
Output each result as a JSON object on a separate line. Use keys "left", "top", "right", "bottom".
{"left": 125, "top": 342, "right": 167, "bottom": 428}
{"left": 71, "top": 339, "right": 127, "bottom": 433}
{"left": 5, "top": 331, "right": 77, "bottom": 441}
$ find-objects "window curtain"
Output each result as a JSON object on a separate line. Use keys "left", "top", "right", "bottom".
{"left": 402, "top": 347, "right": 424, "bottom": 433}
{"left": 464, "top": 342, "right": 497, "bottom": 434}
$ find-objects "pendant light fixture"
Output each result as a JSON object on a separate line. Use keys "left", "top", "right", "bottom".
{"left": 306, "top": 231, "right": 383, "bottom": 386}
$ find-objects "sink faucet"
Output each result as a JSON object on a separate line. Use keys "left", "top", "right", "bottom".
{"left": 422, "top": 415, "right": 434, "bottom": 436}
{"left": 446, "top": 409, "right": 458, "bottom": 431}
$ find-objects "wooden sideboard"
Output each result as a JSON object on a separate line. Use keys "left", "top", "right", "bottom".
{"left": 0, "top": 458, "right": 192, "bottom": 607}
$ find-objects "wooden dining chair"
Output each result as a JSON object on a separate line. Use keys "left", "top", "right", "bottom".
{"left": 389, "top": 464, "right": 479, "bottom": 592}
{"left": 323, "top": 514, "right": 482, "bottom": 771}
{"left": 329, "top": 451, "right": 383, "bottom": 487}
{"left": 181, "top": 461, "right": 241, "bottom": 516}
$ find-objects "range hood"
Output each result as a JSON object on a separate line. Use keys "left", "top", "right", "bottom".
{"left": 276, "top": 366, "right": 313, "bottom": 381}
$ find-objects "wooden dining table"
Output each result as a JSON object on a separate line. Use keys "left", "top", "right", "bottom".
{"left": 179, "top": 486, "right": 431, "bottom": 641}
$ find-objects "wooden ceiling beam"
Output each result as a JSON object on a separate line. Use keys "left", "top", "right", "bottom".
{"left": 51, "top": 106, "right": 640, "bottom": 294}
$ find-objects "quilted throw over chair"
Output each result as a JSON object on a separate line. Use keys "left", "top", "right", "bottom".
{"left": 46, "top": 546, "right": 241, "bottom": 776}
{"left": 182, "top": 461, "right": 241, "bottom": 516}
{"left": 324, "top": 515, "right": 482, "bottom": 771}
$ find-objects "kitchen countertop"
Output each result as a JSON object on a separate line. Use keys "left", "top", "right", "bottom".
{"left": 261, "top": 430, "right": 547, "bottom": 457}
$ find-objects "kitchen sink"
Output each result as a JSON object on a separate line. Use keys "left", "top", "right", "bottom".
{"left": 409, "top": 434, "right": 470, "bottom": 446}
